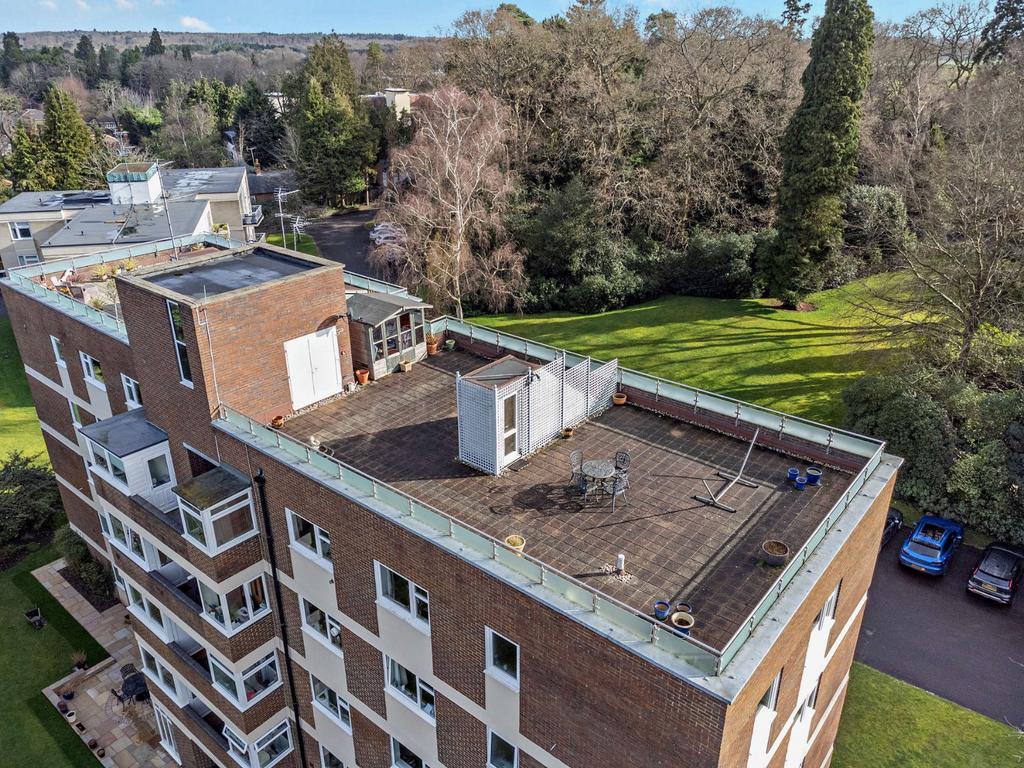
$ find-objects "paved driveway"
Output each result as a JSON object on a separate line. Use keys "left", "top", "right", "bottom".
{"left": 857, "top": 533, "right": 1024, "bottom": 726}
{"left": 305, "top": 209, "right": 379, "bottom": 277}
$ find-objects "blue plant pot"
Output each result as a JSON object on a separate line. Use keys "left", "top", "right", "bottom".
{"left": 806, "top": 467, "right": 823, "bottom": 486}
{"left": 794, "top": 476, "right": 808, "bottom": 491}
{"left": 787, "top": 467, "right": 800, "bottom": 482}
{"left": 653, "top": 600, "right": 671, "bottom": 620}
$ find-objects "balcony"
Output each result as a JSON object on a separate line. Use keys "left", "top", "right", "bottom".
{"left": 150, "top": 561, "right": 203, "bottom": 615}
{"left": 183, "top": 701, "right": 231, "bottom": 753}
{"left": 242, "top": 205, "right": 264, "bottom": 226}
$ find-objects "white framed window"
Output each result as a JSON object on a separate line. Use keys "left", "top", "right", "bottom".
{"left": 178, "top": 488, "right": 256, "bottom": 555}
{"left": 138, "top": 642, "right": 179, "bottom": 700}
{"left": 211, "top": 651, "right": 280, "bottom": 709}
{"left": 320, "top": 745, "right": 346, "bottom": 768}
{"left": 106, "top": 514, "right": 151, "bottom": 566}
{"left": 167, "top": 300, "right": 193, "bottom": 387}
{"left": 17, "top": 252, "right": 40, "bottom": 266}
{"left": 121, "top": 374, "right": 142, "bottom": 409}
{"left": 501, "top": 393, "right": 518, "bottom": 458}
{"left": 301, "top": 598, "right": 343, "bottom": 653}
{"left": 391, "top": 738, "right": 427, "bottom": 768}
{"left": 311, "top": 674, "right": 352, "bottom": 730}
{"left": 487, "top": 730, "right": 518, "bottom": 768}
{"left": 68, "top": 400, "right": 83, "bottom": 428}
{"left": 9, "top": 221, "right": 31, "bottom": 240}
{"left": 199, "top": 575, "right": 270, "bottom": 634}
{"left": 148, "top": 454, "right": 171, "bottom": 488}
{"left": 50, "top": 335, "right": 65, "bottom": 366}
{"left": 375, "top": 562, "right": 429, "bottom": 628}
{"left": 87, "top": 439, "right": 128, "bottom": 487}
{"left": 80, "top": 351, "right": 104, "bottom": 386}
{"left": 386, "top": 656, "right": 435, "bottom": 720}
{"left": 814, "top": 581, "right": 841, "bottom": 632}
{"left": 125, "top": 580, "right": 167, "bottom": 639}
{"left": 224, "top": 721, "right": 293, "bottom": 768}
{"left": 153, "top": 704, "right": 181, "bottom": 763}
{"left": 485, "top": 628, "right": 519, "bottom": 689}
{"left": 759, "top": 669, "right": 782, "bottom": 712}
{"left": 287, "top": 509, "right": 332, "bottom": 568}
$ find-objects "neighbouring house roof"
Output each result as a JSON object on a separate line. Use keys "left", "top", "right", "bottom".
{"left": 161, "top": 166, "right": 247, "bottom": 198}
{"left": 41, "top": 200, "right": 209, "bottom": 249}
{"left": 0, "top": 190, "right": 112, "bottom": 215}
{"left": 346, "top": 290, "right": 431, "bottom": 327}
{"left": 79, "top": 407, "right": 167, "bottom": 457}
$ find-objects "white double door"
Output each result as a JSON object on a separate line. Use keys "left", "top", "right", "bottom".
{"left": 284, "top": 327, "right": 343, "bottom": 410}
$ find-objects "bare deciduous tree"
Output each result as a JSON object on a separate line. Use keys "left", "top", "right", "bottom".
{"left": 372, "top": 86, "right": 525, "bottom": 320}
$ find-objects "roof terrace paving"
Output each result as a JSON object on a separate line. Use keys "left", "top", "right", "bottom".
{"left": 282, "top": 349, "right": 859, "bottom": 651}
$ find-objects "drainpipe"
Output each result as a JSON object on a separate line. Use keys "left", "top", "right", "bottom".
{"left": 253, "top": 469, "right": 309, "bottom": 768}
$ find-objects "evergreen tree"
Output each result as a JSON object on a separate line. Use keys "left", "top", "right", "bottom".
{"left": 120, "top": 47, "right": 142, "bottom": 86}
{"left": 782, "top": 0, "right": 812, "bottom": 37}
{"left": 359, "top": 41, "right": 386, "bottom": 93}
{"left": 74, "top": 34, "right": 99, "bottom": 87}
{"left": 3, "top": 125, "right": 55, "bottom": 191}
{"left": 977, "top": 0, "right": 1024, "bottom": 62}
{"left": 296, "top": 76, "right": 374, "bottom": 205}
{"left": 42, "top": 86, "right": 95, "bottom": 189}
{"left": 767, "top": 0, "right": 874, "bottom": 305}
{"left": 98, "top": 45, "right": 119, "bottom": 82}
{"left": 302, "top": 35, "right": 356, "bottom": 98}
{"left": 181, "top": 45, "right": 193, "bottom": 63}
{"left": 144, "top": 28, "right": 165, "bottom": 57}
{"left": 236, "top": 80, "right": 284, "bottom": 167}
{"left": 1, "top": 31, "right": 23, "bottom": 86}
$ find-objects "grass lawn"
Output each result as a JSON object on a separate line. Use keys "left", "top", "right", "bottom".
{"left": 834, "top": 663, "right": 1021, "bottom": 768}
{"left": 265, "top": 232, "right": 319, "bottom": 256}
{"left": 478, "top": 276, "right": 896, "bottom": 425}
{"left": 0, "top": 316, "right": 45, "bottom": 460}
{"left": 0, "top": 545, "right": 108, "bottom": 768}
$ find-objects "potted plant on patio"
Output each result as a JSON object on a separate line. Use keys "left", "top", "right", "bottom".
{"left": 504, "top": 534, "right": 526, "bottom": 554}
{"left": 270, "top": 415, "right": 285, "bottom": 429}
{"left": 400, "top": 359, "right": 413, "bottom": 373}
{"left": 356, "top": 368, "right": 370, "bottom": 385}
{"left": 445, "top": 338, "right": 456, "bottom": 352}
{"left": 761, "top": 539, "right": 790, "bottom": 567}
{"left": 561, "top": 426, "right": 574, "bottom": 439}
{"left": 71, "top": 650, "right": 88, "bottom": 671}
{"left": 613, "top": 392, "right": 627, "bottom": 406}
{"left": 426, "top": 334, "right": 441, "bottom": 355}
{"left": 57, "top": 685, "right": 75, "bottom": 701}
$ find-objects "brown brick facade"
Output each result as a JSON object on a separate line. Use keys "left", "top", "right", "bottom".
{"left": 436, "top": 692, "right": 487, "bottom": 768}
{"left": 351, "top": 709, "right": 392, "bottom": 768}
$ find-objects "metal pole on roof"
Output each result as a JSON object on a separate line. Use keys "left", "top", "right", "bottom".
{"left": 157, "top": 163, "right": 179, "bottom": 259}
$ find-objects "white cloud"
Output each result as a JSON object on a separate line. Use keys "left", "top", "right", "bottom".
{"left": 179, "top": 15, "right": 212, "bottom": 31}
{"left": 39, "top": 0, "right": 57, "bottom": 8}
{"left": 115, "top": 0, "right": 136, "bottom": 8}
{"left": 74, "top": 0, "right": 89, "bottom": 8}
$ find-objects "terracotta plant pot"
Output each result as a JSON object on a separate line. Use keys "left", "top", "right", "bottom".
{"left": 561, "top": 427, "right": 574, "bottom": 439}
{"left": 355, "top": 368, "right": 370, "bottom": 385}
{"left": 270, "top": 415, "right": 285, "bottom": 429}
{"left": 612, "top": 393, "right": 627, "bottom": 406}
{"left": 761, "top": 539, "right": 790, "bottom": 567}
{"left": 426, "top": 339, "right": 439, "bottom": 355}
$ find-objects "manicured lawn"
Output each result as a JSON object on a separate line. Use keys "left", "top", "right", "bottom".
{"left": 0, "top": 545, "right": 108, "bottom": 768}
{"left": 0, "top": 316, "right": 45, "bottom": 460}
{"left": 478, "top": 276, "right": 896, "bottom": 425}
{"left": 266, "top": 232, "right": 320, "bottom": 256}
{"left": 834, "top": 663, "right": 1021, "bottom": 768}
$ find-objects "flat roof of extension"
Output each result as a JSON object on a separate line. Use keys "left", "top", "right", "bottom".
{"left": 42, "top": 201, "right": 209, "bottom": 249}
{"left": 143, "top": 247, "right": 316, "bottom": 299}
{"left": 161, "top": 166, "right": 246, "bottom": 197}
{"left": 281, "top": 349, "right": 864, "bottom": 652}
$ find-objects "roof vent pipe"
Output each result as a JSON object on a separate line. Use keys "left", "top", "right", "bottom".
{"left": 615, "top": 553, "right": 626, "bottom": 575}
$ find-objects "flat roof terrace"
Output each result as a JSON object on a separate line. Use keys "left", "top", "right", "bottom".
{"left": 281, "top": 349, "right": 860, "bottom": 651}
{"left": 143, "top": 248, "right": 314, "bottom": 299}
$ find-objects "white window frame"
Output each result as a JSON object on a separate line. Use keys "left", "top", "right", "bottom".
{"left": 385, "top": 656, "right": 436, "bottom": 722}
{"left": 286, "top": 509, "right": 333, "bottom": 570}
{"left": 50, "top": 335, "right": 66, "bottom": 367}
{"left": 153, "top": 703, "right": 181, "bottom": 764}
{"left": 310, "top": 674, "right": 352, "bottom": 731}
{"left": 210, "top": 651, "right": 281, "bottom": 711}
{"left": 9, "top": 221, "right": 31, "bottom": 240}
{"left": 485, "top": 628, "right": 519, "bottom": 690}
{"left": 105, "top": 512, "right": 152, "bottom": 568}
{"left": 198, "top": 574, "right": 271, "bottom": 636}
{"left": 80, "top": 351, "right": 105, "bottom": 387}
{"left": 87, "top": 439, "right": 128, "bottom": 489}
{"left": 501, "top": 393, "right": 518, "bottom": 459}
{"left": 166, "top": 300, "right": 194, "bottom": 388}
{"left": 375, "top": 561, "right": 430, "bottom": 631}
{"left": 121, "top": 374, "right": 142, "bottom": 409}
{"left": 252, "top": 721, "right": 293, "bottom": 768}
{"left": 391, "top": 738, "right": 428, "bottom": 768}
{"left": 814, "top": 581, "right": 841, "bottom": 632}
{"left": 320, "top": 744, "right": 346, "bottom": 768}
{"left": 138, "top": 640, "right": 181, "bottom": 703}
{"left": 301, "top": 598, "right": 343, "bottom": 655}
{"left": 487, "top": 729, "right": 519, "bottom": 768}
{"left": 759, "top": 669, "right": 782, "bottom": 712}
{"left": 68, "top": 399, "right": 83, "bottom": 429}
{"left": 177, "top": 488, "right": 257, "bottom": 556}
{"left": 125, "top": 579, "right": 169, "bottom": 641}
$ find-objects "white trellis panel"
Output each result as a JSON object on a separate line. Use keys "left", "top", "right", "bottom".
{"left": 588, "top": 359, "right": 618, "bottom": 417}
{"left": 525, "top": 356, "right": 564, "bottom": 453}
{"left": 456, "top": 372, "right": 500, "bottom": 474}
{"left": 563, "top": 358, "right": 590, "bottom": 426}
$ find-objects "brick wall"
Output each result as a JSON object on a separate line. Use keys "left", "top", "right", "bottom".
{"left": 436, "top": 692, "right": 487, "bottom": 768}
{"left": 351, "top": 709, "right": 391, "bottom": 768}
{"left": 60, "top": 484, "right": 104, "bottom": 546}
{"left": 341, "top": 626, "right": 387, "bottom": 718}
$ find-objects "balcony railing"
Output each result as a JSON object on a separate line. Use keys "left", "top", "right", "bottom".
{"left": 242, "top": 205, "right": 264, "bottom": 226}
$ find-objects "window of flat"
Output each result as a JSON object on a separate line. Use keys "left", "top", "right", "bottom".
{"left": 68, "top": 400, "right": 83, "bottom": 428}
{"left": 254, "top": 721, "right": 292, "bottom": 768}
{"left": 485, "top": 628, "right": 519, "bottom": 689}
{"left": 87, "top": 439, "right": 127, "bottom": 485}
{"left": 376, "top": 562, "right": 429, "bottom": 628}
{"left": 302, "top": 598, "right": 342, "bottom": 652}
{"left": 200, "top": 575, "right": 270, "bottom": 633}
{"left": 813, "top": 581, "right": 841, "bottom": 632}
{"left": 80, "top": 352, "right": 104, "bottom": 386}
{"left": 320, "top": 745, "right": 346, "bottom": 768}
{"left": 311, "top": 674, "right": 351, "bottom": 729}
{"left": 166, "top": 300, "right": 192, "bottom": 386}
{"left": 391, "top": 738, "right": 427, "bottom": 768}
{"left": 9, "top": 221, "right": 31, "bottom": 240}
{"left": 288, "top": 509, "right": 332, "bottom": 567}
{"left": 50, "top": 336, "right": 65, "bottom": 366}
{"left": 759, "top": 669, "right": 782, "bottom": 711}
{"left": 178, "top": 490, "right": 255, "bottom": 555}
{"left": 147, "top": 455, "right": 171, "bottom": 489}
{"left": 121, "top": 374, "right": 142, "bottom": 409}
{"left": 488, "top": 731, "right": 518, "bottom": 768}
{"left": 387, "top": 656, "right": 435, "bottom": 720}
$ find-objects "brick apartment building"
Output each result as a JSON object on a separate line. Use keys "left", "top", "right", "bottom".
{"left": 1, "top": 234, "right": 900, "bottom": 768}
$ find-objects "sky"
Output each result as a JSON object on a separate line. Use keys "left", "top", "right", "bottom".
{"left": 4, "top": 0, "right": 939, "bottom": 37}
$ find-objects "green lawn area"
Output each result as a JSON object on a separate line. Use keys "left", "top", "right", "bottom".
{"left": 478, "top": 276, "right": 896, "bottom": 425}
{"left": 0, "top": 545, "right": 108, "bottom": 768}
{"left": 265, "top": 232, "right": 320, "bottom": 256}
{"left": 834, "top": 663, "right": 1021, "bottom": 768}
{"left": 0, "top": 316, "right": 45, "bottom": 460}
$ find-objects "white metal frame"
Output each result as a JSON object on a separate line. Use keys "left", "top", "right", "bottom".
{"left": 301, "top": 597, "right": 343, "bottom": 654}
{"left": 9, "top": 221, "right": 32, "bottom": 240}
{"left": 310, "top": 673, "right": 353, "bottom": 731}
{"left": 287, "top": 508, "right": 333, "bottom": 570}
{"left": 79, "top": 350, "right": 105, "bottom": 387}
{"left": 485, "top": 627, "right": 519, "bottom": 690}
{"left": 390, "top": 737, "right": 428, "bottom": 768}
{"left": 210, "top": 650, "right": 281, "bottom": 711}
{"left": 486, "top": 729, "right": 519, "bottom": 768}
{"left": 121, "top": 373, "right": 142, "bottom": 408}
{"left": 198, "top": 573, "right": 271, "bottom": 636}
{"left": 166, "top": 299, "right": 194, "bottom": 387}
{"left": 177, "top": 488, "right": 256, "bottom": 556}
{"left": 50, "top": 335, "right": 65, "bottom": 366}
{"left": 375, "top": 561, "right": 430, "bottom": 631}
{"left": 385, "top": 655, "right": 436, "bottom": 722}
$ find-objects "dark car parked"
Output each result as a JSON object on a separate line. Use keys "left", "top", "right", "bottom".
{"left": 880, "top": 508, "right": 903, "bottom": 550}
{"left": 967, "top": 544, "right": 1024, "bottom": 605}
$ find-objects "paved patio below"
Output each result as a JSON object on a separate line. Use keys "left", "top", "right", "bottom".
{"left": 34, "top": 558, "right": 176, "bottom": 768}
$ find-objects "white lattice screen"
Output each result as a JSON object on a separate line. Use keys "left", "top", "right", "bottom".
{"left": 456, "top": 372, "right": 500, "bottom": 474}
{"left": 588, "top": 359, "right": 618, "bottom": 417}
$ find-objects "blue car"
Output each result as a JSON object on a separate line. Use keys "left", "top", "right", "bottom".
{"left": 898, "top": 516, "right": 964, "bottom": 575}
